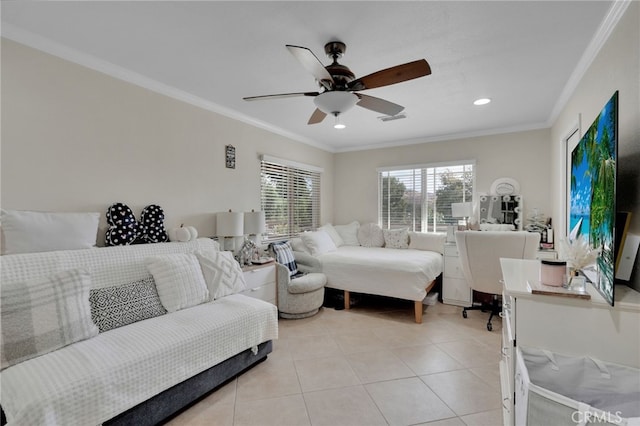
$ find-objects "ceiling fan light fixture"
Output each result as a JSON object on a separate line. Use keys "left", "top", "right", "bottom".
{"left": 313, "top": 91, "right": 359, "bottom": 115}
{"left": 333, "top": 113, "right": 346, "bottom": 130}
{"left": 473, "top": 98, "right": 491, "bottom": 106}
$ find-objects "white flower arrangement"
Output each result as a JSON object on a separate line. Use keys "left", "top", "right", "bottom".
{"left": 558, "top": 234, "right": 601, "bottom": 283}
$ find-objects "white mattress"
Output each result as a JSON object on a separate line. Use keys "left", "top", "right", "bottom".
{"left": 318, "top": 246, "right": 443, "bottom": 301}
{"left": 0, "top": 294, "right": 278, "bottom": 426}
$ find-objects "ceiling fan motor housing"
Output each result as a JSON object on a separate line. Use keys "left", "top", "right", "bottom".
{"left": 323, "top": 41, "right": 355, "bottom": 89}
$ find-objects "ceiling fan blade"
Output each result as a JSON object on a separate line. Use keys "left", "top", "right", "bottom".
{"left": 243, "top": 92, "right": 319, "bottom": 101}
{"left": 307, "top": 108, "right": 327, "bottom": 125}
{"left": 286, "top": 45, "right": 334, "bottom": 90}
{"left": 349, "top": 59, "right": 431, "bottom": 91}
{"left": 356, "top": 94, "right": 404, "bottom": 116}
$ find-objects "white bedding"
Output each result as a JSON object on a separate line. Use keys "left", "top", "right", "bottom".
{"left": 0, "top": 294, "right": 278, "bottom": 426}
{"left": 317, "top": 246, "right": 443, "bottom": 301}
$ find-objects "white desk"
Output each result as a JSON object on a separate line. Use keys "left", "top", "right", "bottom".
{"left": 499, "top": 258, "right": 640, "bottom": 425}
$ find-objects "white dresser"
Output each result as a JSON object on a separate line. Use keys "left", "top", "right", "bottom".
{"left": 442, "top": 242, "right": 472, "bottom": 306}
{"left": 499, "top": 258, "right": 640, "bottom": 426}
{"left": 241, "top": 263, "right": 277, "bottom": 305}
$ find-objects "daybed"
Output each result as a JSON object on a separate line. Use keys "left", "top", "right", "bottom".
{"left": 292, "top": 222, "right": 444, "bottom": 323}
{"left": 0, "top": 238, "right": 278, "bottom": 426}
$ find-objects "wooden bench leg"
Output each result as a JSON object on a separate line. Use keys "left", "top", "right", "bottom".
{"left": 344, "top": 290, "right": 350, "bottom": 310}
{"left": 414, "top": 301, "right": 423, "bottom": 324}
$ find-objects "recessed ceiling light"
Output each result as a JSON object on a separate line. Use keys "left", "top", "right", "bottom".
{"left": 473, "top": 98, "right": 491, "bottom": 106}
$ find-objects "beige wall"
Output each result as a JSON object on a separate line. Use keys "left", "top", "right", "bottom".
{"left": 550, "top": 2, "right": 640, "bottom": 288}
{"left": 333, "top": 129, "right": 551, "bottom": 226}
{"left": 0, "top": 39, "right": 334, "bottom": 240}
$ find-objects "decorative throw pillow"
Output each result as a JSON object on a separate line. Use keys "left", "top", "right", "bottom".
{"left": 357, "top": 223, "right": 385, "bottom": 248}
{"left": 383, "top": 228, "right": 410, "bottom": 249}
{"left": 408, "top": 231, "right": 446, "bottom": 254}
{"left": 139, "top": 204, "right": 169, "bottom": 243}
{"left": 0, "top": 269, "right": 98, "bottom": 370}
{"left": 89, "top": 276, "right": 167, "bottom": 332}
{"left": 145, "top": 253, "right": 209, "bottom": 312}
{"left": 105, "top": 203, "right": 141, "bottom": 246}
{"left": 105, "top": 203, "right": 169, "bottom": 246}
{"left": 334, "top": 221, "right": 360, "bottom": 246}
{"left": 318, "top": 224, "right": 344, "bottom": 247}
{"left": 0, "top": 209, "right": 100, "bottom": 255}
{"left": 270, "top": 241, "right": 297, "bottom": 277}
{"left": 300, "top": 230, "right": 337, "bottom": 256}
{"left": 196, "top": 250, "right": 247, "bottom": 300}
{"left": 290, "top": 237, "right": 310, "bottom": 254}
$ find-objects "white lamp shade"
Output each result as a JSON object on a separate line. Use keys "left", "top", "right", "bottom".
{"left": 216, "top": 211, "right": 243, "bottom": 237}
{"left": 244, "top": 211, "right": 265, "bottom": 235}
{"left": 313, "top": 91, "right": 358, "bottom": 115}
{"left": 451, "top": 202, "right": 473, "bottom": 218}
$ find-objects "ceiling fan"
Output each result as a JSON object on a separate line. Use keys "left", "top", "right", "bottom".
{"left": 243, "top": 41, "right": 431, "bottom": 127}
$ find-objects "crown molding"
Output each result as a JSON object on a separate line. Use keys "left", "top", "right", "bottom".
{"left": 333, "top": 122, "right": 550, "bottom": 153}
{"left": 1, "top": 24, "right": 334, "bottom": 153}
{"left": 547, "top": 0, "right": 631, "bottom": 125}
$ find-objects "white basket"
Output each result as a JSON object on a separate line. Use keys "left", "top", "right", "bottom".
{"left": 422, "top": 292, "right": 438, "bottom": 305}
{"left": 515, "top": 346, "right": 640, "bottom": 426}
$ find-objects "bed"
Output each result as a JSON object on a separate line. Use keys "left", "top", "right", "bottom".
{"left": 291, "top": 225, "right": 445, "bottom": 323}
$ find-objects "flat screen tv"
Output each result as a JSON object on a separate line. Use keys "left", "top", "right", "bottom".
{"left": 569, "top": 91, "right": 618, "bottom": 306}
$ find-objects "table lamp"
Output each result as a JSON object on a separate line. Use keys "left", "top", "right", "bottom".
{"left": 244, "top": 210, "right": 265, "bottom": 244}
{"left": 216, "top": 210, "right": 243, "bottom": 251}
{"left": 451, "top": 202, "right": 473, "bottom": 230}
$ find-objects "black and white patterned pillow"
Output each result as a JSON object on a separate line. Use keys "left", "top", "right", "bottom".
{"left": 139, "top": 204, "right": 169, "bottom": 244}
{"left": 89, "top": 276, "right": 167, "bottom": 332}
{"left": 105, "top": 203, "right": 141, "bottom": 246}
{"left": 105, "top": 203, "right": 169, "bottom": 246}
{"left": 270, "top": 241, "right": 298, "bottom": 277}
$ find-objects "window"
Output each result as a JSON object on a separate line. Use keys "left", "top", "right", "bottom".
{"left": 260, "top": 156, "right": 321, "bottom": 241}
{"left": 378, "top": 161, "right": 474, "bottom": 232}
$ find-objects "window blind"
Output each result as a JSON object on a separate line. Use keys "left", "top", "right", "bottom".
{"left": 378, "top": 162, "right": 474, "bottom": 232}
{"left": 261, "top": 158, "right": 321, "bottom": 241}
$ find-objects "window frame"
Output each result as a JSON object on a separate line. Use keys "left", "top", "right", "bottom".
{"left": 260, "top": 155, "right": 322, "bottom": 242}
{"left": 377, "top": 160, "right": 476, "bottom": 233}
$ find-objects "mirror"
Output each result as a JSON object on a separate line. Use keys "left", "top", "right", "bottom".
{"left": 479, "top": 195, "right": 523, "bottom": 230}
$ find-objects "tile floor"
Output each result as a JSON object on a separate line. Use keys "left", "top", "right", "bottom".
{"left": 166, "top": 297, "right": 504, "bottom": 426}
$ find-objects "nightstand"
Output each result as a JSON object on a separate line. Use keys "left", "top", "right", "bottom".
{"left": 241, "top": 262, "right": 277, "bottom": 305}
{"left": 442, "top": 242, "right": 472, "bottom": 307}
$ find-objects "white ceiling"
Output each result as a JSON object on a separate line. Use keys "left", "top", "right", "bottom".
{"left": 1, "top": 1, "right": 615, "bottom": 152}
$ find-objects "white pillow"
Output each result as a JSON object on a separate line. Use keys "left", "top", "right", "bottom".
{"left": 290, "top": 237, "right": 310, "bottom": 254}
{"left": 318, "top": 223, "right": 344, "bottom": 247}
{"left": 333, "top": 221, "right": 360, "bottom": 246}
{"left": 195, "top": 250, "right": 247, "bottom": 300}
{"left": 145, "top": 253, "right": 209, "bottom": 312}
{"left": 1, "top": 268, "right": 98, "bottom": 370}
{"left": 408, "top": 232, "right": 446, "bottom": 254}
{"left": 383, "top": 228, "right": 409, "bottom": 249}
{"left": 358, "top": 223, "right": 385, "bottom": 248}
{"left": 1, "top": 209, "right": 100, "bottom": 255}
{"left": 300, "top": 230, "right": 337, "bottom": 256}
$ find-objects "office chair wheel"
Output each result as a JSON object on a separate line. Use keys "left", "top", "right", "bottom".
{"left": 462, "top": 310, "right": 468, "bottom": 319}
{"left": 487, "top": 322, "right": 493, "bottom": 331}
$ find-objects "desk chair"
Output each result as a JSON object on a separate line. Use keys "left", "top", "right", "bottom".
{"left": 455, "top": 231, "right": 540, "bottom": 331}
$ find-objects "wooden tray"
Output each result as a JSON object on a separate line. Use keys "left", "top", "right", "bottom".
{"left": 527, "top": 280, "right": 591, "bottom": 300}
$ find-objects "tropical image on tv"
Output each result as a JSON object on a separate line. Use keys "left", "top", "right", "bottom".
{"left": 569, "top": 91, "right": 617, "bottom": 305}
